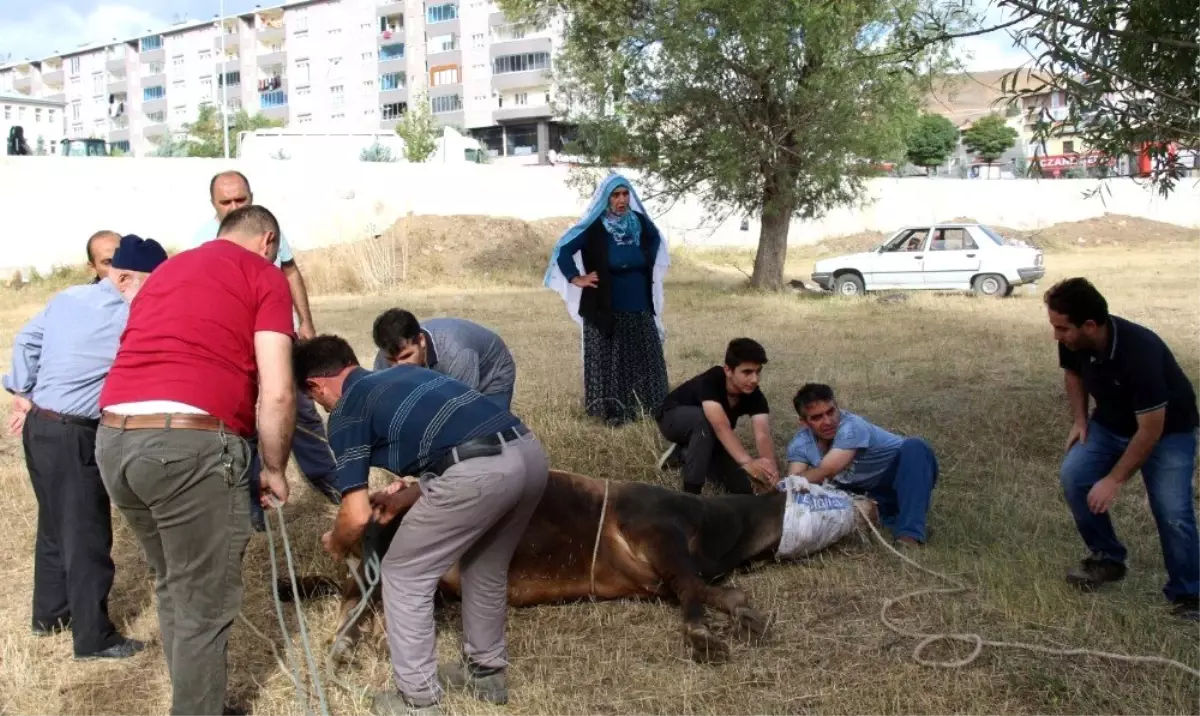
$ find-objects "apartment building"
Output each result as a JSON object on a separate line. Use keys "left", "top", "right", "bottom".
{"left": 0, "top": 0, "right": 568, "bottom": 160}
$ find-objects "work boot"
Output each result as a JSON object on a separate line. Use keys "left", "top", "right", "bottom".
{"left": 1065, "top": 556, "right": 1126, "bottom": 591}
{"left": 438, "top": 660, "right": 509, "bottom": 705}
{"left": 370, "top": 690, "right": 442, "bottom": 716}
{"left": 1171, "top": 595, "right": 1199, "bottom": 622}
{"left": 74, "top": 636, "right": 146, "bottom": 660}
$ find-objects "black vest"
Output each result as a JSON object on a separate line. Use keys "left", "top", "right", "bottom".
{"left": 576, "top": 213, "right": 661, "bottom": 338}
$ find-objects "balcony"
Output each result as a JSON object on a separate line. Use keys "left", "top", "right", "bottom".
{"left": 45, "top": 92, "right": 66, "bottom": 104}
{"left": 222, "top": 54, "right": 242, "bottom": 73}
{"left": 109, "top": 125, "right": 131, "bottom": 143}
{"left": 42, "top": 66, "right": 65, "bottom": 86}
{"left": 259, "top": 89, "right": 288, "bottom": 120}
{"left": 256, "top": 19, "right": 286, "bottom": 44}
{"left": 106, "top": 51, "right": 130, "bottom": 72}
{"left": 491, "top": 68, "right": 550, "bottom": 92}
{"left": 257, "top": 47, "right": 287, "bottom": 68}
{"left": 143, "top": 120, "right": 168, "bottom": 139}
{"left": 488, "top": 10, "right": 508, "bottom": 26}
{"left": 140, "top": 47, "right": 165, "bottom": 64}
{"left": 14, "top": 73, "right": 32, "bottom": 92}
{"left": 257, "top": 73, "right": 287, "bottom": 96}
{"left": 427, "top": 35, "right": 461, "bottom": 64}
{"left": 140, "top": 71, "right": 167, "bottom": 88}
{"left": 377, "top": 0, "right": 404, "bottom": 16}
{"left": 493, "top": 104, "right": 553, "bottom": 123}
{"left": 215, "top": 32, "right": 241, "bottom": 51}
{"left": 143, "top": 97, "right": 167, "bottom": 115}
{"left": 107, "top": 73, "right": 128, "bottom": 93}
{"left": 380, "top": 87, "right": 408, "bottom": 106}
{"left": 488, "top": 34, "right": 551, "bottom": 59}
{"left": 378, "top": 28, "right": 403, "bottom": 46}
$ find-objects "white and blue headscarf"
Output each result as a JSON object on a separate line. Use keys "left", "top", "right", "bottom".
{"left": 543, "top": 173, "right": 671, "bottom": 342}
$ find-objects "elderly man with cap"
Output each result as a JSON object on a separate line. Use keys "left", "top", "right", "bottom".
{"left": 3, "top": 234, "right": 168, "bottom": 660}
{"left": 193, "top": 169, "right": 338, "bottom": 530}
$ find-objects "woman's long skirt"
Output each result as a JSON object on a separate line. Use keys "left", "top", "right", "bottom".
{"left": 582, "top": 310, "right": 669, "bottom": 426}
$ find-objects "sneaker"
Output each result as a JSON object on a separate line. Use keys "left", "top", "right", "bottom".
{"left": 1171, "top": 595, "right": 1199, "bottom": 622}
{"left": 1065, "top": 556, "right": 1126, "bottom": 591}
{"left": 438, "top": 661, "right": 508, "bottom": 705}
{"left": 370, "top": 691, "right": 442, "bottom": 716}
{"left": 74, "top": 636, "right": 146, "bottom": 661}
{"left": 657, "top": 443, "right": 683, "bottom": 471}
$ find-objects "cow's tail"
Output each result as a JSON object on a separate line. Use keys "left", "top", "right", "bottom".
{"left": 276, "top": 576, "right": 342, "bottom": 602}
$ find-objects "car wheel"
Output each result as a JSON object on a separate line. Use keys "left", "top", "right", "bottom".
{"left": 1003, "top": 285, "right": 1015, "bottom": 297}
{"left": 973, "top": 273, "right": 1009, "bottom": 297}
{"left": 834, "top": 274, "right": 865, "bottom": 296}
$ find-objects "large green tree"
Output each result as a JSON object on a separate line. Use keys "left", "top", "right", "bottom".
{"left": 182, "top": 103, "right": 283, "bottom": 158}
{"left": 500, "top": 0, "right": 951, "bottom": 290}
{"left": 395, "top": 92, "right": 439, "bottom": 163}
{"left": 961, "top": 113, "right": 1018, "bottom": 171}
{"left": 906, "top": 113, "right": 960, "bottom": 174}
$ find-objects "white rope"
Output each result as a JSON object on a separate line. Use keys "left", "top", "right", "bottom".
{"left": 854, "top": 502, "right": 1200, "bottom": 679}
{"left": 589, "top": 479, "right": 610, "bottom": 598}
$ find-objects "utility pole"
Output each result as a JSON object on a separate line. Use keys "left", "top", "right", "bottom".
{"left": 219, "top": 0, "right": 229, "bottom": 158}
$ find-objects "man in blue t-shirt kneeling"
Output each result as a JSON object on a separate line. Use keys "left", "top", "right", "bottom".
{"left": 785, "top": 383, "right": 938, "bottom": 546}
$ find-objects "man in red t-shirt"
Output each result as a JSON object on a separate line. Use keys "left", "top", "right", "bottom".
{"left": 95, "top": 205, "right": 296, "bottom": 716}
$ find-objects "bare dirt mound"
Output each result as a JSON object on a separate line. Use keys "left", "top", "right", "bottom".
{"left": 300, "top": 214, "right": 576, "bottom": 294}
{"left": 941, "top": 214, "right": 1196, "bottom": 250}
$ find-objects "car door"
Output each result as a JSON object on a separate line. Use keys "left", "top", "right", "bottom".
{"left": 866, "top": 228, "right": 929, "bottom": 288}
{"left": 921, "top": 226, "right": 982, "bottom": 288}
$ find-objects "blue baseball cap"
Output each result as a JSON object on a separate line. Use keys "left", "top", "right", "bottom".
{"left": 110, "top": 234, "right": 169, "bottom": 273}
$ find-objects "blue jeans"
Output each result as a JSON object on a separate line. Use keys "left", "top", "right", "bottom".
{"left": 841, "top": 437, "right": 939, "bottom": 542}
{"left": 485, "top": 388, "right": 513, "bottom": 412}
{"left": 248, "top": 391, "right": 340, "bottom": 528}
{"left": 1060, "top": 420, "right": 1199, "bottom": 602}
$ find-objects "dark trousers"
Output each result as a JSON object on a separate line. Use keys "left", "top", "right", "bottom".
{"left": 23, "top": 411, "right": 122, "bottom": 655}
{"left": 97, "top": 423, "right": 253, "bottom": 716}
{"left": 248, "top": 390, "right": 339, "bottom": 529}
{"left": 657, "top": 405, "right": 753, "bottom": 494}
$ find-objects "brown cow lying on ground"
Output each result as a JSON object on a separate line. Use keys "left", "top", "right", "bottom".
{"left": 283, "top": 469, "right": 878, "bottom": 665}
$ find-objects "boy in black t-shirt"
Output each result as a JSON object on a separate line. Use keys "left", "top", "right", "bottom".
{"left": 655, "top": 338, "right": 779, "bottom": 494}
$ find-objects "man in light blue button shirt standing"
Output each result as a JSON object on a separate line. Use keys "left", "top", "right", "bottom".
{"left": 192, "top": 170, "right": 339, "bottom": 529}
{"left": 3, "top": 234, "right": 167, "bottom": 660}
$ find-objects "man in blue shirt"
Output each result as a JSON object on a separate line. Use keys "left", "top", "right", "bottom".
{"left": 786, "top": 383, "right": 938, "bottom": 546}
{"left": 3, "top": 234, "right": 167, "bottom": 659}
{"left": 371, "top": 309, "right": 518, "bottom": 410}
{"left": 294, "top": 335, "right": 549, "bottom": 716}
{"left": 192, "top": 170, "right": 338, "bottom": 529}
{"left": 1046, "top": 277, "right": 1199, "bottom": 621}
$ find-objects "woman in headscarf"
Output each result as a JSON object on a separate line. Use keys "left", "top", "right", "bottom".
{"left": 544, "top": 173, "right": 671, "bottom": 426}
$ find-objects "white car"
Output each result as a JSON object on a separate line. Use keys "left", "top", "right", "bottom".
{"left": 810, "top": 223, "right": 1045, "bottom": 297}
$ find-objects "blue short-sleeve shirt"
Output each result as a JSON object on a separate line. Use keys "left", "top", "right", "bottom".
{"left": 786, "top": 410, "right": 903, "bottom": 488}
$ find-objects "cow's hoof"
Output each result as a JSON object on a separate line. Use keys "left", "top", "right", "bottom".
{"left": 685, "top": 625, "right": 730, "bottom": 664}
{"left": 330, "top": 635, "right": 354, "bottom": 664}
{"left": 733, "top": 606, "right": 770, "bottom": 645}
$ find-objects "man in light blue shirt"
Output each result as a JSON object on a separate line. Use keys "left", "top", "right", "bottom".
{"left": 785, "top": 383, "right": 938, "bottom": 546}
{"left": 3, "top": 234, "right": 167, "bottom": 660}
{"left": 193, "top": 170, "right": 339, "bottom": 530}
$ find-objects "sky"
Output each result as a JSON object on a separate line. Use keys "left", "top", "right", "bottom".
{"left": 1, "top": 0, "right": 1034, "bottom": 71}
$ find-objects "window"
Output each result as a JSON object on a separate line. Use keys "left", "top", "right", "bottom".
{"left": 230, "top": 98, "right": 242, "bottom": 110}
{"left": 92, "top": 72, "right": 104, "bottom": 94}
{"left": 219, "top": 71, "right": 241, "bottom": 87}
{"left": 428, "top": 34, "right": 458, "bottom": 53}
{"left": 331, "top": 112, "right": 345, "bottom": 120}
{"left": 173, "top": 79, "right": 186, "bottom": 89}
{"left": 472, "top": 62, "right": 486, "bottom": 72}
{"left": 172, "top": 54, "right": 184, "bottom": 67}
{"left": 48, "top": 109, "right": 55, "bottom": 123}
{"left": 330, "top": 84, "right": 345, "bottom": 108}
{"left": 328, "top": 28, "right": 342, "bottom": 36}
{"left": 431, "top": 66, "right": 459, "bottom": 86}
{"left": 71, "top": 101, "right": 81, "bottom": 120}
{"left": 364, "top": 108, "right": 376, "bottom": 116}
{"left": 362, "top": 51, "right": 375, "bottom": 62}
{"left": 430, "top": 93, "right": 461, "bottom": 114}
{"left": 427, "top": 3, "right": 458, "bottom": 23}
{"left": 362, "top": 79, "right": 375, "bottom": 91}
{"left": 298, "top": 113, "right": 312, "bottom": 124}
{"left": 72, "top": 123, "right": 84, "bottom": 134}
{"left": 380, "top": 44, "right": 405, "bottom": 61}
{"left": 382, "top": 101, "right": 406, "bottom": 120}
{"left": 513, "top": 91, "right": 528, "bottom": 105}
{"left": 18, "top": 106, "right": 25, "bottom": 119}
{"left": 380, "top": 72, "right": 404, "bottom": 90}
{"left": 199, "top": 50, "right": 212, "bottom": 62}
{"left": 293, "top": 16, "right": 309, "bottom": 34}
{"left": 140, "top": 36, "right": 163, "bottom": 51}
{"left": 929, "top": 228, "right": 977, "bottom": 252}
{"left": 381, "top": 15, "right": 403, "bottom": 33}
{"left": 143, "top": 86, "right": 165, "bottom": 101}
{"left": 2, "top": 106, "right": 9, "bottom": 120}
{"left": 492, "top": 52, "right": 549, "bottom": 74}
{"left": 146, "top": 110, "right": 165, "bottom": 122}
{"left": 148, "top": 61, "right": 165, "bottom": 74}
{"left": 200, "top": 76, "right": 213, "bottom": 91}
{"left": 173, "top": 105, "right": 187, "bottom": 117}
{"left": 296, "top": 60, "right": 310, "bottom": 84}
{"left": 883, "top": 228, "right": 929, "bottom": 252}
{"left": 474, "top": 94, "right": 487, "bottom": 103}
{"left": 71, "top": 75, "right": 81, "bottom": 85}
{"left": 34, "top": 108, "right": 42, "bottom": 123}
{"left": 1063, "top": 140, "right": 1075, "bottom": 154}
{"left": 328, "top": 57, "right": 343, "bottom": 79}
{"left": 472, "top": 33, "right": 484, "bottom": 48}
{"left": 69, "top": 57, "right": 81, "bottom": 74}
{"left": 297, "top": 86, "right": 311, "bottom": 96}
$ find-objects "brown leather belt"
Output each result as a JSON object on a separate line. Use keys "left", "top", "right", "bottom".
{"left": 100, "top": 411, "right": 227, "bottom": 432}
{"left": 31, "top": 405, "right": 99, "bottom": 429}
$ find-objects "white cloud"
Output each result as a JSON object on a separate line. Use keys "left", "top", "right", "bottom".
{"left": 1, "top": 4, "right": 169, "bottom": 62}
{"left": 946, "top": 0, "right": 1044, "bottom": 72}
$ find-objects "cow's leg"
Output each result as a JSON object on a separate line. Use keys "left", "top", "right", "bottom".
{"left": 330, "top": 557, "right": 381, "bottom": 665}
{"left": 703, "top": 586, "right": 769, "bottom": 645}
{"left": 637, "top": 527, "right": 731, "bottom": 664}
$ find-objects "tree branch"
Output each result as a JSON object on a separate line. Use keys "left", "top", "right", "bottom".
{"left": 1001, "top": 0, "right": 1200, "bottom": 51}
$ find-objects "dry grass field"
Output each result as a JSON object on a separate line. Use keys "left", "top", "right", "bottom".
{"left": 0, "top": 214, "right": 1196, "bottom": 716}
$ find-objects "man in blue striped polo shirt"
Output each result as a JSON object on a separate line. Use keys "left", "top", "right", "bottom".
{"left": 294, "top": 335, "right": 548, "bottom": 716}
{"left": 785, "top": 382, "right": 939, "bottom": 547}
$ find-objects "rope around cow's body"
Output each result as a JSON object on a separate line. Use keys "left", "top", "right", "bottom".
{"left": 852, "top": 502, "right": 1200, "bottom": 679}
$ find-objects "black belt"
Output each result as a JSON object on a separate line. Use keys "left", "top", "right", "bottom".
{"left": 421, "top": 424, "right": 530, "bottom": 477}
{"left": 31, "top": 405, "right": 99, "bottom": 429}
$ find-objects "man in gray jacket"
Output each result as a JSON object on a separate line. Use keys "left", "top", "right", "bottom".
{"left": 372, "top": 309, "right": 517, "bottom": 410}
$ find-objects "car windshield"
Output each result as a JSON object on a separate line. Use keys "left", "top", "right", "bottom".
{"left": 977, "top": 225, "right": 1007, "bottom": 245}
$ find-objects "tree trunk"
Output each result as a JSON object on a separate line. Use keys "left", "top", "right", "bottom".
{"left": 750, "top": 191, "right": 797, "bottom": 291}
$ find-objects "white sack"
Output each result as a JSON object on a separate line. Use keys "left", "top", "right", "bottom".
{"left": 776, "top": 476, "right": 859, "bottom": 559}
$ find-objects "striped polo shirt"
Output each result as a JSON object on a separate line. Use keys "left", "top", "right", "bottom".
{"left": 325, "top": 365, "right": 521, "bottom": 495}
